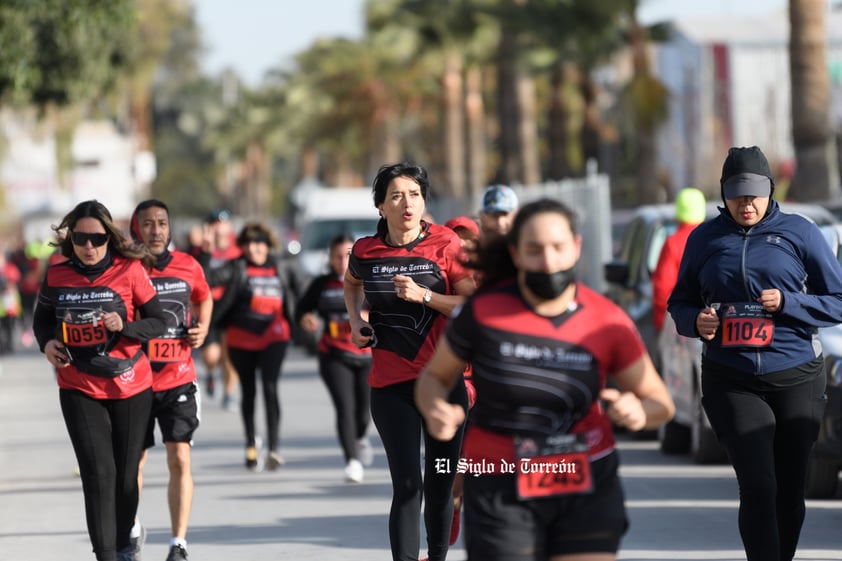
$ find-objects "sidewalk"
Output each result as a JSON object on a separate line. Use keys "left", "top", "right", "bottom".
{"left": 0, "top": 347, "right": 462, "bottom": 561}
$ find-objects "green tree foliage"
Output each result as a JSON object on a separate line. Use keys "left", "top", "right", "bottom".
{"left": 0, "top": 0, "right": 136, "bottom": 107}
{"left": 147, "top": 5, "right": 220, "bottom": 217}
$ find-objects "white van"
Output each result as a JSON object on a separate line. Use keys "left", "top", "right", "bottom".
{"left": 287, "top": 186, "right": 379, "bottom": 353}
{"left": 289, "top": 186, "right": 379, "bottom": 281}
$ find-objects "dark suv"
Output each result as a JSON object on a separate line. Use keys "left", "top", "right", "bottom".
{"left": 604, "top": 203, "right": 687, "bottom": 366}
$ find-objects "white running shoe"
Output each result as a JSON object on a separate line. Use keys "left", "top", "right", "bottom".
{"left": 356, "top": 437, "right": 374, "bottom": 467}
{"left": 266, "top": 451, "right": 285, "bottom": 471}
{"left": 344, "top": 459, "right": 364, "bottom": 483}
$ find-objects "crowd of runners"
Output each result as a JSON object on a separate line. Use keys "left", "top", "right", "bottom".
{"left": 26, "top": 145, "right": 839, "bottom": 561}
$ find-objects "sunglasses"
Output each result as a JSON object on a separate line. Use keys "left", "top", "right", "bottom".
{"left": 71, "top": 232, "right": 110, "bottom": 247}
{"left": 243, "top": 235, "right": 270, "bottom": 245}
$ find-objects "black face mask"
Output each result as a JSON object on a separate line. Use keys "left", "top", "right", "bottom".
{"left": 523, "top": 267, "right": 575, "bottom": 300}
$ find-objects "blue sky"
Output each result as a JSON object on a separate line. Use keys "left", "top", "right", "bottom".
{"left": 195, "top": 0, "right": 788, "bottom": 86}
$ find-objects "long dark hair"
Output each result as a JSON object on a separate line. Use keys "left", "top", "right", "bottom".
{"left": 372, "top": 162, "right": 429, "bottom": 237}
{"left": 53, "top": 199, "right": 155, "bottom": 268}
{"left": 328, "top": 233, "right": 354, "bottom": 252}
{"left": 471, "top": 198, "right": 580, "bottom": 288}
{"left": 327, "top": 234, "right": 354, "bottom": 274}
{"left": 236, "top": 222, "right": 279, "bottom": 249}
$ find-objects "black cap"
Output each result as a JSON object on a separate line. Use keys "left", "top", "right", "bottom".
{"left": 205, "top": 208, "right": 231, "bottom": 223}
{"left": 720, "top": 146, "right": 774, "bottom": 199}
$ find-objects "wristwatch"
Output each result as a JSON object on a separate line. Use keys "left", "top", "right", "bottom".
{"left": 423, "top": 288, "right": 432, "bottom": 305}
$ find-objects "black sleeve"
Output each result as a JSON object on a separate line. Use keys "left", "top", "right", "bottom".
{"left": 121, "top": 295, "right": 167, "bottom": 341}
{"left": 201, "top": 254, "right": 236, "bottom": 287}
{"left": 196, "top": 250, "right": 211, "bottom": 270}
{"left": 33, "top": 286, "right": 56, "bottom": 353}
{"left": 277, "top": 264, "right": 295, "bottom": 327}
{"left": 445, "top": 297, "right": 476, "bottom": 363}
{"left": 294, "top": 275, "right": 326, "bottom": 323}
{"left": 208, "top": 259, "right": 242, "bottom": 327}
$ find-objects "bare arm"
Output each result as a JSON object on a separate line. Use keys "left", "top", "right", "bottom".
{"left": 188, "top": 294, "right": 213, "bottom": 348}
{"left": 415, "top": 337, "right": 468, "bottom": 441}
{"left": 344, "top": 269, "right": 374, "bottom": 348}
{"left": 601, "top": 353, "right": 675, "bottom": 431}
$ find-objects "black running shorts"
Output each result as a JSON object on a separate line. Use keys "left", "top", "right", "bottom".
{"left": 144, "top": 381, "right": 200, "bottom": 448}
{"left": 462, "top": 451, "right": 628, "bottom": 560}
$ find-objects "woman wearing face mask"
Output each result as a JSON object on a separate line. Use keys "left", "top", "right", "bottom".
{"left": 668, "top": 146, "right": 842, "bottom": 561}
{"left": 33, "top": 199, "right": 168, "bottom": 561}
{"left": 416, "top": 198, "right": 674, "bottom": 561}
{"left": 201, "top": 222, "right": 293, "bottom": 472}
{"left": 345, "top": 162, "right": 476, "bottom": 561}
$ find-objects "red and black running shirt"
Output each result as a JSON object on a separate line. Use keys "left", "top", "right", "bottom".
{"left": 295, "top": 273, "right": 371, "bottom": 360}
{"left": 348, "top": 223, "right": 470, "bottom": 387}
{"left": 223, "top": 260, "right": 291, "bottom": 351}
{"left": 38, "top": 256, "right": 159, "bottom": 399}
{"left": 145, "top": 250, "right": 210, "bottom": 391}
{"left": 447, "top": 280, "right": 646, "bottom": 462}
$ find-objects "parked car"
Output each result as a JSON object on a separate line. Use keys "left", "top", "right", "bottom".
{"left": 657, "top": 219, "right": 842, "bottom": 496}
{"left": 605, "top": 201, "right": 835, "bottom": 456}
{"left": 658, "top": 312, "right": 728, "bottom": 463}
{"left": 816, "top": 198, "right": 842, "bottom": 223}
{"left": 806, "top": 224, "right": 842, "bottom": 498}
{"left": 604, "top": 203, "right": 686, "bottom": 368}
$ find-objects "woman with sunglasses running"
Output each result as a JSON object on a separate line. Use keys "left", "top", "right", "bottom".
{"left": 33, "top": 199, "right": 168, "bottom": 561}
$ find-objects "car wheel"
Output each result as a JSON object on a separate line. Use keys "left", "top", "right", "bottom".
{"left": 659, "top": 420, "right": 690, "bottom": 454}
{"left": 691, "top": 390, "right": 728, "bottom": 464}
{"left": 805, "top": 452, "right": 840, "bottom": 499}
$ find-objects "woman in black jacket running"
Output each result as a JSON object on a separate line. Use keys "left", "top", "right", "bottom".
{"left": 296, "top": 234, "right": 373, "bottom": 483}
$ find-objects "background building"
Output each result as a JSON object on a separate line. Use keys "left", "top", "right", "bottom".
{"left": 653, "top": 8, "right": 842, "bottom": 198}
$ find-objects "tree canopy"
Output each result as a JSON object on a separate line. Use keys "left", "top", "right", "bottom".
{"left": 0, "top": 0, "right": 136, "bottom": 107}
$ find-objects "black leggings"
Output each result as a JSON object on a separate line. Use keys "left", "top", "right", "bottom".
{"left": 228, "top": 342, "right": 288, "bottom": 451}
{"left": 701, "top": 359, "right": 826, "bottom": 561}
{"left": 318, "top": 353, "right": 371, "bottom": 462}
{"left": 60, "top": 387, "right": 153, "bottom": 561}
{"left": 371, "top": 378, "right": 467, "bottom": 561}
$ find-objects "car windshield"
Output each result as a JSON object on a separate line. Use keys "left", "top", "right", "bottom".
{"left": 300, "top": 218, "right": 379, "bottom": 251}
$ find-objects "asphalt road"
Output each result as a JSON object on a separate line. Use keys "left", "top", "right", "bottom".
{"left": 1, "top": 345, "right": 840, "bottom": 561}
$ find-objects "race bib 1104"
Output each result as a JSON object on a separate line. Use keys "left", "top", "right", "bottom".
{"left": 719, "top": 302, "right": 774, "bottom": 348}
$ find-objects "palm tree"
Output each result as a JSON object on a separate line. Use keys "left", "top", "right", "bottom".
{"left": 789, "top": 0, "right": 835, "bottom": 201}
{"left": 491, "top": 15, "right": 539, "bottom": 186}
{"left": 508, "top": 0, "right": 627, "bottom": 179}
{"left": 124, "top": 0, "right": 195, "bottom": 152}
{"left": 371, "top": 0, "right": 520, "bottom": 188}
{"left": 624, "top": 2, "right": 669, "bottom": 204}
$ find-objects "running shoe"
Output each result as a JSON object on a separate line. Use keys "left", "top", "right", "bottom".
{"left": 221, "top": 393, "right": 238, "bottom": 412}
{"left": 356, "top": 436, "right": 374, "bottom": 466}
{"left": 165, "top": 544, "right": 189, "bottom": 561}
{"left": 266, "top": 451, "right": 285, "bottom": 471}
{"left": 130, "top": 524, "right": 146, "bottom": 560}
{"left": 344, "top": 459, "right": 364, "bottom": 483}
{"left": 205, "top": 374, "right": 216, "bottom": 398}
{"left": 245, "top": 446, "right": 259, "bottom": 471}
